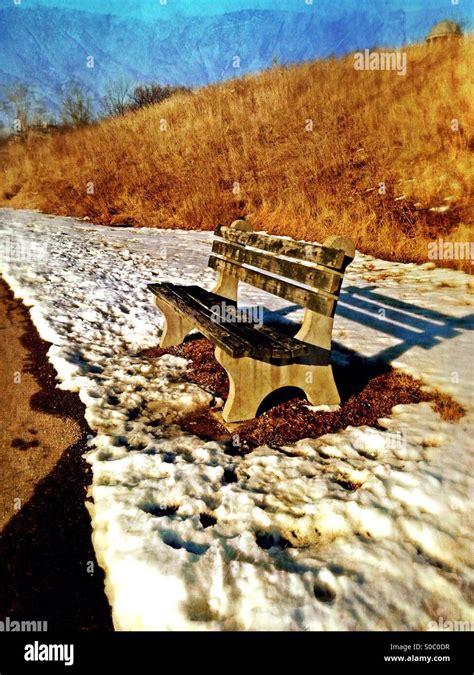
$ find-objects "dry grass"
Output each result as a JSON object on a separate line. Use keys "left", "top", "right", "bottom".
{"left": 1, "top": 40, "right": 473, "bottom": 268}
{"left": 431, "top": 392, "right": 466, "bottom": 421}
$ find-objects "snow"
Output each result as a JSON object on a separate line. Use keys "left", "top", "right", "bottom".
{"left": 1, "top": 208, "right": 473, "bottom": 631}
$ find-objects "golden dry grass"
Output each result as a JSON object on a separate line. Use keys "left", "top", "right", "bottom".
{"left": 431, "top": 392, "right": 466, "bottom": 421}
{"left": 1, "top": 40, "right": 473, "bottom": 268}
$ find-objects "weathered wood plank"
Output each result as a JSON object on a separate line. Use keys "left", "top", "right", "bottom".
{"left": 149, "top": 283, "right": 252, "bottom": 357}
{"left": 211, "top": 240, "right": 341, "bottom": 297}
{"left": 257, "top": 324, "right": 307, "bottom": 353}
{"left": 188, "top": 285, "right": 308, "bottom": 358}
{"left": 208, "top": 257, "right": 335, "bottom": 317}
{"left": 186, "top": 285, "right": 282, "bottom": 356}
{"left": 148, "top": 283, "right": 309, "bottom": 358}
{"left": 212, "top": 221, "right": 250, "bottom": 300}
{"left": 214, "top": 223, "right": 347, "bottom": 269}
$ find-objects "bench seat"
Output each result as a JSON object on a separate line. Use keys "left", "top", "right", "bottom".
{"left": 148, "top": 282, "right": 309, "bottom": 359}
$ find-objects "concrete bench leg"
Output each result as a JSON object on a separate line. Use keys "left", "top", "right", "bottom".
{"left": 215, "top": 347, "right": 340, "bottom": 423}
{"left": 300, "top": 365, "right": 340, "bottom": 409}
{"left": 155, "top": 298, "right": 193, "bottom": 348}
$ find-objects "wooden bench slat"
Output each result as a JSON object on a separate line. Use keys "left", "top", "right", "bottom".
{"left": 148, "top": 283, "right": 309, "bottom": 358}
{"left": 208, "top": 256, "right": 335, "bottom": 317}
{"left": 257, "top": 324, "right": 308, "bottom": 354}
{"left": 212, "top": 240, "right": 341, "bottom": 297}
{"left": 215, "top": 223, "right": 347, "bottom": 270}
{"left": 185, "top": 285, "right": 281, "bottom": 357}
{"left": 187, "top": 286, "right": 308, "bottom": 358}
{"left": 149, "top": 283, "right": 251, "bottom": 357}
{"left": 154, "top": 283, "right": 308, "bottom": 358}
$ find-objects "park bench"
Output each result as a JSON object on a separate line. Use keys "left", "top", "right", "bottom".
{"left": 148, "top": 220, "right": 355, "bottom": 423}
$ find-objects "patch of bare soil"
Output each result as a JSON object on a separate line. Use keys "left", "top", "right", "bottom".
{"left": 0, "top": 279, "right": 112, "bottom": 631}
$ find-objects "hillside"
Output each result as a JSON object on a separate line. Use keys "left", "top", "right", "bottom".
{"left": 1, "top": 40, "right": 473, "bottom": 268}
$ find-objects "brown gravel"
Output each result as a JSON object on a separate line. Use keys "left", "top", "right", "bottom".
{"left": 141, "top": 336, "right": 464, "bottom": 452}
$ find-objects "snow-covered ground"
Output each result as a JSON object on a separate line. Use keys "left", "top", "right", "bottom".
{"left": 1, "top": 208, "right": 473, "bottom": 631}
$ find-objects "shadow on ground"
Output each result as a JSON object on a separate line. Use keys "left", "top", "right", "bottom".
{"left": 0, "top": 280, "right": 112, "bottom": 631}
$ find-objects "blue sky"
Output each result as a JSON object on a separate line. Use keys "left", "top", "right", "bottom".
{"left": 26, "top": 0, "right": 471, "bottom": 21}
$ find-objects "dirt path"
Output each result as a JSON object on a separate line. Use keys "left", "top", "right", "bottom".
{"left": 0, "top": 279, "right": 112, "bottom": 630}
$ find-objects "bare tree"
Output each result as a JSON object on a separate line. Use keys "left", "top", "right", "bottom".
{"left": 129, "top": 83, "right": 189, "bottom": 110}
{"left": 61, "top": 83, "right": 94, "bottom": 127}
{"left": 101, "top": 78, "right": 131, "bottom": 118}
{"left": 0, "top": 83, "right": 40, "bottom": 134}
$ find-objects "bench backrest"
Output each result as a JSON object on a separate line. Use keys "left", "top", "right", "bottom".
{"left": 208, "top": 220, "right": 355, "bottom": 318}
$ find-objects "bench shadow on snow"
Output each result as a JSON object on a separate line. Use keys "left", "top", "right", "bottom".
{"left": 337, "top": 285, "right": 474, "bottom": 362}
{"left": 266, "top": 284, "right": 474, "bottom": 364}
